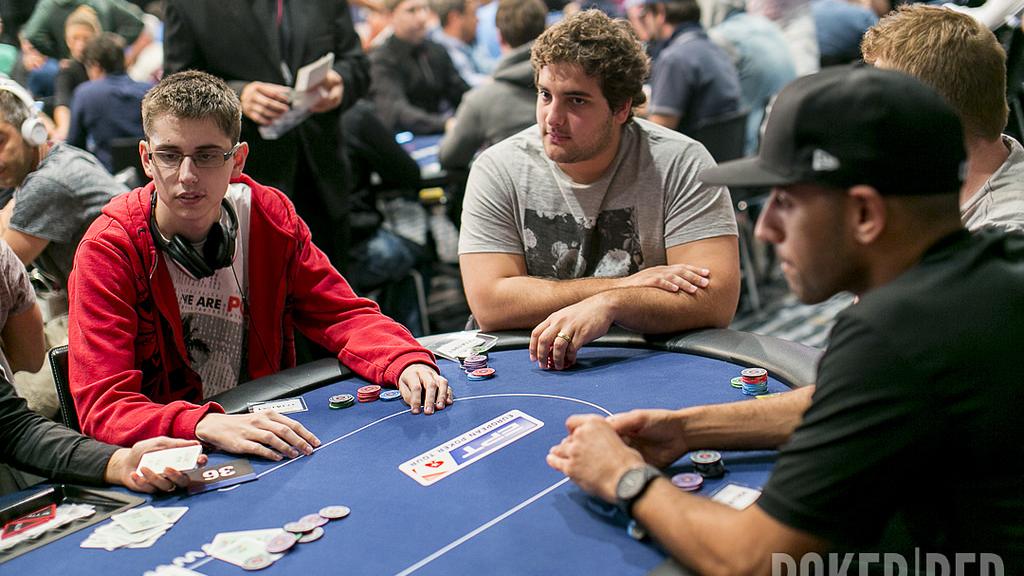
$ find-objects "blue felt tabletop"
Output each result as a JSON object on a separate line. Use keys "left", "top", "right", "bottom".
{"left": 6, "top": 346, "right": 790, "bottom": 575}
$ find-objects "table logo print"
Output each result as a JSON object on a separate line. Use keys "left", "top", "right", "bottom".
{"left": 400, "top": 410, "right": 544, "bottom": 486}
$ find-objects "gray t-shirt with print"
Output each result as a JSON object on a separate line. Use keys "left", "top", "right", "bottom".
{"left": 0, "top": 240, "right": 36, "bottom": 382}
{"left": 9, "top": 143, "right": 125, "bottom": 289}
{"left": 458, "top": 118, "right": 737, "bottom": 279}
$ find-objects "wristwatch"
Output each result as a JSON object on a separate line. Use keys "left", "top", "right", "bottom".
{"left": 615, "top": 465, "right": 662, "bottom": 517}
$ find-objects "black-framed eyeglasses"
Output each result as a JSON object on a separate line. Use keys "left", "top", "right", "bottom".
{"left": 146, "top": 143, "right": 241, "bottom": 169}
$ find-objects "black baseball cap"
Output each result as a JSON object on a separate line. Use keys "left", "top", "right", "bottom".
{"left": 700, "top": 66, "right": 967, "bottom": 195}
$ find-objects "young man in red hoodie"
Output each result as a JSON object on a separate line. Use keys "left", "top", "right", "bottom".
{"left": 68, "top": 70, "right": 452, "bottom": 461}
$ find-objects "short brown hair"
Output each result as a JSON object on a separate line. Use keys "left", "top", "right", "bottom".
{"left": 861, "top": 5, "right": 1008, "bottom": 140}
{"left": 142, "top": 70, "right": 242, "bottom": 143}
{"left": 531, "top": 10, "right": 649, "bottom": 119}
{"left": 82, "top": 32, "right": 126, "bottom": 74}
{"left": 496, "top": 0, "right": 547, "bottom": 49}
{"left": 432, "top": 0, "right": 470, "bottom": 26}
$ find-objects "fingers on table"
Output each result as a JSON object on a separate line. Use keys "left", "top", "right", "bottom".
{"left": 531, "top": 322, "right": 574, "bottom": 370}
{"left": 402, "top": 371, "right": 451, "bottom": 415}
{"left": 401, "top": 378, "right": 424, "bottom": 414}
{"left": 236, "top": 412, "right": 319, "bottom": 461}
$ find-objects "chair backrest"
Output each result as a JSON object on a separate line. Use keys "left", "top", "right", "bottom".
{"left": 109, "top": 137, "right": 146, "bottom": 188}
{"left": 48, "top": 345, "right": 79, "bottom": 432}
{"left": 685, "top": 108, "right": 750, "bottom": 164}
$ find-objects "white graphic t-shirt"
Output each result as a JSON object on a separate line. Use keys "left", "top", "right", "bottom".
{"left": 164, "top": 183, "right": 252, "bottom": 398}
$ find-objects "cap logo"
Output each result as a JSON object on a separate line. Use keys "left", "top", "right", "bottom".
{"left": 812, "top": 149, "right": 840, "bottom": 172}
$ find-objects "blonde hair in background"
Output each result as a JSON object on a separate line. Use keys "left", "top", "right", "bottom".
{"left": 861, "top": 5, "right": 1008, "bottom": 141}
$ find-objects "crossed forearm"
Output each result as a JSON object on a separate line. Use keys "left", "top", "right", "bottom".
{"left": 472, "top": 275, "right": 624, "bottom": 331}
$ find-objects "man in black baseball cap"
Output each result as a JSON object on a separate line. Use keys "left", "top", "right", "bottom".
{"left": 546, "top": 66, "right": 1024, "bottom": 573}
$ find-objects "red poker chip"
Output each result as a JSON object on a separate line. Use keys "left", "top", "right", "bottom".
{"left": 357, "top": 385, "right": 381, "bottom": 395}
{"left": 740, "top": 368, "right": 768, "bottom": 379}
{"left": 470, "top": 368, "right": 495, "bottom": 377}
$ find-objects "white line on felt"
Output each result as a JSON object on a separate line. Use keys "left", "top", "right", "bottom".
{"left": 251, "top": 393, "right": 612, "bottom": 480}
{"left": 393, "top": 477, "right": 572, "bottom": 576}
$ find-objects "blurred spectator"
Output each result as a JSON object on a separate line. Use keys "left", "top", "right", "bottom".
{"left": 440, "top": 0, "right": 547, "bottom": 170}
{"left": 370, "top": 0, "right": 469, "bottom": 134}
{"left": 643, "top": 0, "right": 742, "bottom": 135}
{"left": 52, "top": 5, "right": 101, "bottom": 141}
{"left": 342, "top": 100, "right": 430, "bottom": 335}
{"left": 20, "top": 0, "right": 145, "bottom": 61}
{"left": 811, "top": 0, "right": 877, "bottom": 67}
{"left": 126, "top": 3, "right": 163, "bottom": 83}
{"left": 747, "top": 0, "right": 819, "bottom": 75}
{"left": 0, "top": 80, "right": 125, "bottom": 293}
{"left": 707, "top": 0, "right": 796, "bottom": 153}
{"left": 67, "top": 32, "right": 149, "bottom": 173}
{"left": 431, "top": 0, "right": 489, "bottom": 87}
{"left": 163, "top": 0, "right": 370, "bottom": 272}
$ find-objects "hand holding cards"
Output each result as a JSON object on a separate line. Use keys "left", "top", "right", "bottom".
{"left": 136, "top": 445, "right": 203, "bottom": 475}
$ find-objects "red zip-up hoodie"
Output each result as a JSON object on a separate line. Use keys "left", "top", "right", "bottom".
{"left": 68, "top": 175, "right": 436, "bottom": 445}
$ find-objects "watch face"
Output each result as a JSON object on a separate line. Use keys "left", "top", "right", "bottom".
{"left": 618, "top": 468, "right": 646, "bottom": 499}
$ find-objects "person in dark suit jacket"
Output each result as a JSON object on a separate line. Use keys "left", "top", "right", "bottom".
{"left": 162, "top": 0, "right": 370, "bottom": 271}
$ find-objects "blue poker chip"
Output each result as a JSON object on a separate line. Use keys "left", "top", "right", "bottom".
{"left": 380, "top": 390, "right": 402, "bottom": 401}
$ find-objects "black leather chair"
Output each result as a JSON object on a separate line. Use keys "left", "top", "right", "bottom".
{"left": 48, "top": 345, "right": 80, "bottom": 431}
{"left": 686, "top": 108, "right": 767, "bottom": 312}
{"left": 109, "top": 137, "right": 146, "bottom": 189}
{"left": 685, "top": 108, "right": 749, "bottom": 163}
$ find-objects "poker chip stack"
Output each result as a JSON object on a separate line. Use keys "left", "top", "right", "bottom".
{"left": 670, "top": 472, "right": 704, "bottom": 492}
{"left": 270, "top": 505, "right": 351, "bottom": 556}
{"left": 328, "top": 394, "right": 355, "bottom": 410}
{"left": 690, "top": 450, "right": 726, "bottom": 478}
{"left": 357, "top": 385, "right": 381, "bottom": 403}
{"left": 379, "top": 390, "right": 402, "bottom": 402}
{"left": 739, "top": 367, "right": 769, "bottom": 396}
{"left": 462, "top": 354, "right": 495, "bottom": 381}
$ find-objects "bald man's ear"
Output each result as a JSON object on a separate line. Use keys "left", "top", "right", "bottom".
{"left": 847, "top": 185, "right": 887, "bottom": 245}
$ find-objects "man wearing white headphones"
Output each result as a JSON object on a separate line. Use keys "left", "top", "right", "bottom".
{"left": 0, "top": 78, "right": 125, "bottom": 293}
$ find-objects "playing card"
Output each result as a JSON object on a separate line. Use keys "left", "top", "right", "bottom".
{"left": 157, "top": 507, "right": 189, "bottom": 525}
{"left": 207, "top": 537, "right": 277, "bottom": 568}
{"left": 0, "top": 503, "right": 96, "bottom": 551}
{"left": 710, "top": 483, "right": 762, "bottom": 510}
{"left": 95, "top": 521, "right": 168, "bottom": 544}
{"left": 209, "top": 528, "right": 283, "bottom": 551}
{"left": 137, "top": 445, "right": 203, "bottom": 474}
{"left": 110, "top": 506, "right": 168, "bottom": 533}
{"left": 246, "top": 397, "right": 307, "bottom": 415}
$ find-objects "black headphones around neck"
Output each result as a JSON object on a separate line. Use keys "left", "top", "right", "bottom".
{"left": 149, "top": 191, "right": 238, "bottom": 279}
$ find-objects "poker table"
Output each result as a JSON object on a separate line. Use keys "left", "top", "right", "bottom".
{"left": 4, "top": 328, "right": 820, "bottom": 575}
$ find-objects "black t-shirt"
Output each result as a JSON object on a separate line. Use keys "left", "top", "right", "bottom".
{"left": 758, "top": 230, "right": 1024, "bottom": 569}
{"left": 55, "top": 60, "right": 88, "bottom": 109}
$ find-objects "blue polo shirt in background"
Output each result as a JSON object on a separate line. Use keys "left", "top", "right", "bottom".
{"left": 648, "top": 22, "right": 742, "bottom": 136}
{"left": 67, "top": 74, "right": 151, "bottom": 174}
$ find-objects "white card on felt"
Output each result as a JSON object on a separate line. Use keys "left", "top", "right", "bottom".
{"left": 710, "top": 483, "right": 762, "bottom": 510}
{"left": 137, "top": 445, "right": 203, "bottom": 474}
{"left": 110, "top": 506, "right": 168, "bottom": 534}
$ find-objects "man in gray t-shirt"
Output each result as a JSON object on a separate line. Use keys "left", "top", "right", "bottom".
{"left": 0, "top": 83, "right": 124, "bottom": 291}
{"left": 459, "top": 11, "right": 740, "bottom": 371}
